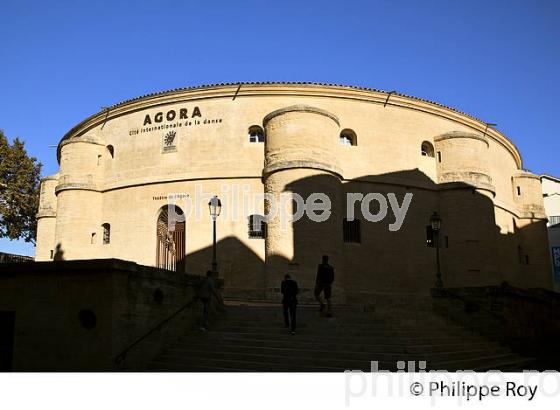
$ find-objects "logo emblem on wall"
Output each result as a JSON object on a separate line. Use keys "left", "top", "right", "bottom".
{"left": 162, "top": 130, "right": 177, "bottom": 152}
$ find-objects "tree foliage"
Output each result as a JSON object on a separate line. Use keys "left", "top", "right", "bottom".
{"left": 0, "top": 129, "right": 42, "bottom": 243}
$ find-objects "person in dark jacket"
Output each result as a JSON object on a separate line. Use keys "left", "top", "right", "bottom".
{"left": 314, "top": 255, "right": 334, "bottom": 317}
{"left": 281, "top": 274, "right": 299, "bottom": 335}
{"left": 197, "top": 270, "right": 215, "bottom": 331}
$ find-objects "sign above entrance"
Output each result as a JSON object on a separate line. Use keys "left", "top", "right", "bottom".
{"left": 143, "top": 107, "right": 202, "bottom": 126}
{"left": 128, "top": 105, "right": 223, "bottom": 136}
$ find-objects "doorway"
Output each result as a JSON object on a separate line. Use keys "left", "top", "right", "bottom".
{"left": 156, "top": 205, "right": 186, "bottom": 272}
{"left": 0, "top": 311, "right": 15, "bottom": 371}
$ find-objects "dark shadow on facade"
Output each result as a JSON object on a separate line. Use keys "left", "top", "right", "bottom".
{"left": 186, "top": 236, "right": 273, "bottom": 300}
{"left": 186, "top": 168, "right": 552, "bottom": 303}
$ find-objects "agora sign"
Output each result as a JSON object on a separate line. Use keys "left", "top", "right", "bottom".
{"left": 143, "top": 107, "right": 202, "bottom": 126}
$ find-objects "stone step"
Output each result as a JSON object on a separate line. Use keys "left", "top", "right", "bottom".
{"left": 146, "top": 304, "right": 533, "bottom": 372}
{"left": 156, "top": 349, "right": 391, "bottom": 370}
{"left": 179, "top": 333, "right": 503, "bottom": 354}
{"left": 224, "top": 305, "right": 433, "bottom": 314}
{"left": 212, "top": 322, "right": 504, "bottom": 340}
{"left": 214, "top": 321, "right": 471, "bottom": 331}
{"left": 224, "top": 308, "right": 447, "bottom": 319}
{"left": 192, "top": 330, "right": 492, "bottom": 346}
{"left": 210, "top": 324, "right": 478, "bottom": 338}
{"left": 220, "top": 316, "right": 469, "bottom": 330}
{"left": 165, "top": 341, "right": 510, "bottom": 363}
{"left": 147, "top": 356, "right": 343, "bottom": 372}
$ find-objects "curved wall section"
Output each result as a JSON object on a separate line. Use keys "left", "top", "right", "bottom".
{"left": 35, "top": 174, "right": 59, "bottom": 261}
{"left": 512, "top": 171, "right": 547, "bottom": 218}
{"left": 34, "top": 83, "right": 552, "bottom": 298}
{"left": 434, "top": 131, "right": 494, "bottom": 192}
{"left": 54, "top": 136, "right": 104, "bottom": 260}
{"left": 263, "top": 106, "right": 344, "bottom": 297}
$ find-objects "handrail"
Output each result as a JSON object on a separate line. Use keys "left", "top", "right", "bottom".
{"left": 114, "top": 295, "right": 199, "bottom": 366}
{"left": 114, "top": 284, "right": 224, "bottom": 367}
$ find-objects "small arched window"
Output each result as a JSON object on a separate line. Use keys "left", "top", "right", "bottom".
{"left": 102, "top": 223, "right": 111, "bottom": 245}
{"left": 248, "top": 214, "right": 267, "bottom": 239}
{"left": 421, "top": 141, "right": 434, "bottom": 157}
{"left": 106, "top": 145, "right": 114, "bottom": 159}
{"left": 248, "top": 126, "right": 265, "bottom": 143}
{"left": 340, "top": 129, "right": 357, "bottom": 146}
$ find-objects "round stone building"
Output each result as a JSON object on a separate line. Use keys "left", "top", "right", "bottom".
{"left": 35, "top": 82, "right": 552, "bottom": 302}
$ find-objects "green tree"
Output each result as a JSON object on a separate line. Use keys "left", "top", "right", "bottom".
{"left": 0, "top": 129, "right": 42, "bottom": 244}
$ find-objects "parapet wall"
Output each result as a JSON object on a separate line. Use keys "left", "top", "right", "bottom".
{"left": 0, "top": 259, "right": 221, "bottom": 371}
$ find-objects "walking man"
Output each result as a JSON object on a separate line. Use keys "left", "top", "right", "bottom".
{"left": 314, "top": 255, "right": 334, "bottom": 317}
{"left": 198, "top": 270, "right": 215, "bottom": 331}
{"left": 281, "top": 274, "right": 299, "bottom": 335}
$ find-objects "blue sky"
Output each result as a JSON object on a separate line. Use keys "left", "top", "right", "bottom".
{"left": 1, "top": 0, "right": 559, "bottom": 256}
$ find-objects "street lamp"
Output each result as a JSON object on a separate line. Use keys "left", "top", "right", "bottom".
{"left": 208, "top": 195, "right": 222, "bottom": 276}
{"left": 430, "top": 211, "right": 443, "bottom": 288}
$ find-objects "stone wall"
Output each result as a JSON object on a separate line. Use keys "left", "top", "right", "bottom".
{"left": 432, "top": 285, "right": 560, "bottom": 363}
{"left": 0, "top": 259, "right": 221, "bottom": 371}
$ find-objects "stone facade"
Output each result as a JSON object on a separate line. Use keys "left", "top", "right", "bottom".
{"left": 35, "top": 83, "right": 552, "bottom": 301}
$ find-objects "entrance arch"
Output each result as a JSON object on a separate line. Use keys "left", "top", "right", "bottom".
{"left": 156, "top": 205, "right": 185, "bottom": 271}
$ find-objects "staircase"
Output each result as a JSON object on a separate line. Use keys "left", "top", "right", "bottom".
{"left": 146, "top": 301, "right": 535, "bottom": 372}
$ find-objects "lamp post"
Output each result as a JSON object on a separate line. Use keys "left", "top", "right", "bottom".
{"left": 208, "top": 195, "right": 222, "bottom": 276}
{"left": 430, "top": 211, "right": 443, "bottom": 288}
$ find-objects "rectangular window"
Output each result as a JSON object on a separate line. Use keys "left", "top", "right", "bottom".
{"left": 517, "top": 186, "right": 521, "bottom": 196}
{"left": 549, "top": 215, "right": 560, "bottom": 227}
{"left": 343, "top": 219, "right": 361, "bottom": 243}
{"left": 102, "top": 224, "right": 110, "bottom": 245}
{"left": 248, "top": 215, "right": 267, "bottom": 239}
{"left": 50, "top": 250, "right": 54, "bottom": 259}
{"left": 437, "top": 152, "right": 442, "bottom": 162}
